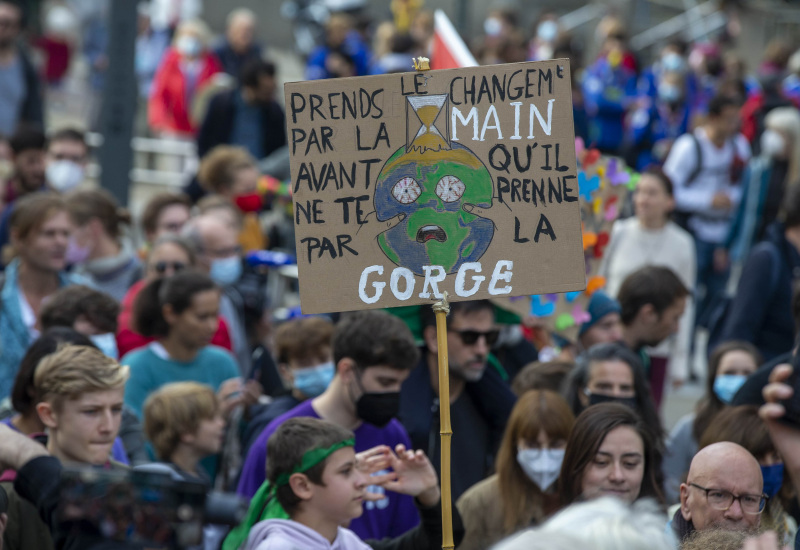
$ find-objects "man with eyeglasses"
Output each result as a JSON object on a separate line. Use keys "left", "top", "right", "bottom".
{"left": 399, "top": 300, "right": 517, "bottom": 501}
{"left": 671, "top": 441, "right": 764, "bottom": 542}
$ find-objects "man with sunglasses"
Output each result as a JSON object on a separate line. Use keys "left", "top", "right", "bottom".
{"left": 671, "top": 441, "right": 765, "bottom": 541}
{"left": 399, "top": 300, "right": 516, "bottom": 501}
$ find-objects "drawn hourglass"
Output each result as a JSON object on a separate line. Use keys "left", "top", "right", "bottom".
{"left": 406, "top": 94, "right": 450, "bottom": 153}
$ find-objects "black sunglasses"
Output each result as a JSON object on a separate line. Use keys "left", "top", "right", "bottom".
{"left": 153, "top": 261, "right": 186, "bottom": 274}
{"left": 449, "top": 328, "right": 500, "bottom": 347}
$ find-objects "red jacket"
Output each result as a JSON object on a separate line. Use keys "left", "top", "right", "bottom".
{"left": 116, "top": 279, "right": 232, "bottom": 357}
{"left": 148, "top": 48, "right": 222, "bottom": 135}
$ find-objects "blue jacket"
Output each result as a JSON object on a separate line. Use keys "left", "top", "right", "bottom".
{"left": 0, "top": 259, "right": 87, "bottom": 399}
{"left": 581, "top": 58, "right": 637, "bottom": 153}
{"left": 627, "top": 100, "right": 691, "bottom": 170}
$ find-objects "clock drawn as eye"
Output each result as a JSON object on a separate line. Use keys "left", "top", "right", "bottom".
{"left": 392, "top": 177, "right": 422, "bottom": 204}
{"left": 435, "top": 175, "right": 465, "bottom": 203}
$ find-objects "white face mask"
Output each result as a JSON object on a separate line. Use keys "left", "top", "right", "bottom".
{"left": 517, "top": 448, "right": 565, "bottom": 491}
{"left": 46, "top": 160, "right": 84, "bottom": 192}
{"left": 760, "top": 129, "right": 786, "bottom": 159}
{"left": 176, "top": 35, "right": 202, "bottom": 58}
{"left": 90, "top": 333, "right": 119, "bottom": 360}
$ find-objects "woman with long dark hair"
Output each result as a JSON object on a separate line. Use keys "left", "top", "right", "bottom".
{"left": 559, "top": 402, "right": 664, "bottom": 507}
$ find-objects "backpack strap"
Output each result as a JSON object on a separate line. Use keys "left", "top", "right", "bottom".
{"left": 685, "top": 133, "right": 703, "bottom": 187}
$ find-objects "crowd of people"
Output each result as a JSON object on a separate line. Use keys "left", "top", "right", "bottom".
{"left": 1, "top": 0, "right": 800, "bottom": 549}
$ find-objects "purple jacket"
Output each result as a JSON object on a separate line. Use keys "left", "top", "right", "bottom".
{"left": 237, "top": 400, "right": 420, "bottom": 540}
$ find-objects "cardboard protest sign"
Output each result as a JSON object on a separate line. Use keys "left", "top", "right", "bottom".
{"left": 497, "top": 141, "right": 636, "bottom": 339}
{"left": 287, "top": 60, "right": 586, "bottom": 314}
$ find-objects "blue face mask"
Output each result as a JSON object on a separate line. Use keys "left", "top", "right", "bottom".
{"left": 761, "top": 463, "right": 784, "bottom": 499}
{"left": 713, "top": 374, "right": 747, "bottom": 404}
{"left": 293, "top": 362, "right": 335, "bottom": 398}
{"left": 90, "top": 333, "right": 119, "bottom": 360}
{"left": 210, "top": 256, "right": 242, "bottom": 286}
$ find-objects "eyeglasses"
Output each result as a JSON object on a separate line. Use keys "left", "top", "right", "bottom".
{"left": 689, "top": 483, "right": 767, "bottom": 515}
{"left": 152, "top": 261, "right": 186, "bottom": 274}
{"left": 448, "top": 328, "right": 500, "bottom": 347}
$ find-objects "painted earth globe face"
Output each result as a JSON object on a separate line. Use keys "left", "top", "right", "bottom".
{"left": 374, "top": 142, "right": 495, "bottom": 275}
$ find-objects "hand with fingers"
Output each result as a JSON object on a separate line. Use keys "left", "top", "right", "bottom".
{"left": 217, "top": 377, "right": 246, "bottom": 418}
{"left": 461, "top": 202, "right": 515, "bottom": 237}
{"left": 759, "top": 363, "right": 800, "bottom": 493}
{"left": 357, "top": 444, "right": 440, "bottom": 507}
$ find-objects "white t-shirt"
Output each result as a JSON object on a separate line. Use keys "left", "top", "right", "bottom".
{"left": 663, "top": 127, "right": 751, "bottom": 243}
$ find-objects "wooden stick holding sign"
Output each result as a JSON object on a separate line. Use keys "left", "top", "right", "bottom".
{"left": 433, "top": 292, "right": 453, "bottom": 549}
{"left": 284, "top": 56, "right": 587, "bottom": 549}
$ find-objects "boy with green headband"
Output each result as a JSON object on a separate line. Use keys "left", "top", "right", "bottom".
{"left": 228, "top": 417, "right": 456, "bottom": 550}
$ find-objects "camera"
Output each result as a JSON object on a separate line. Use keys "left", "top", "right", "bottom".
{"left": 57, "top": 465, "right": 247, "bottom": 549}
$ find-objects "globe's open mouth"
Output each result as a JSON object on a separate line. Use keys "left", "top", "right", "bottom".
{"left": 416, "top": 225, "right": 447, "bottom": 243}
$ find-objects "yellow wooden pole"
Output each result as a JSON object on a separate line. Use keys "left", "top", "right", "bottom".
{"left": 432, "top": 291, "right": 454, "bottom": 550}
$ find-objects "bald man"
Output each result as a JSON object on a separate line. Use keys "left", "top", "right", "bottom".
{"left": 671, "top": 442, "right": 765, "bottom": 542}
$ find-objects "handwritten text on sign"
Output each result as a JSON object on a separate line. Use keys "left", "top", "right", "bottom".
{"left": 286, "top": 60, "right": 586, "bottom": 314}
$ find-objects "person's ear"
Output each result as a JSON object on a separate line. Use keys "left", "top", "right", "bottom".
{"left": 337, "top": 358, "right": 356, "bottom": 383}
{"left": 277, "top": 363, "right": 293, "bottom": 385}
{"left": 666, "top": 195, "right": 676, "bottom": 213}
{"left": 423, "top": 325, "right": 438, "bottom": 353}
{"left": 679, "top": 483, "right": 692, "bottom": 521}
{"left": 638, "top": 303, "right": 657, "bottom": 324}
{"left": 288, "top": 473, "right": 314, "bottom": 501}
{"left": 162, "top": 303, "right": 178, "bottom": 326}
{"left": 36, "top": 401, "right": 58, "bottom": 430}
{"left": 180, "top": 431, "right": 197, "bottom": 446}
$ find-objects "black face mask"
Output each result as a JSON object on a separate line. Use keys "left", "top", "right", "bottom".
{"left": 356, "top": 391, "right": 401, "bottom": 428}
{"left": 587, "top": 392, "right": 638, "bottom": 411}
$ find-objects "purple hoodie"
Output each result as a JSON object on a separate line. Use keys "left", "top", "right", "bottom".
{"left": 244, "top": 519, "right": 370, "bottom": 550}
{"left": 237, "top": 400, "right": 420, "bottom": 540}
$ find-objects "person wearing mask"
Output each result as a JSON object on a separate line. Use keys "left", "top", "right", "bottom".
{"left": 242, "top": 316, "right": 335, "bottom": 455}
{"left": 727, "top": 107, "right": 800, "bottom": 262}
{"left": 38, "top": 284, "right": 120, "bottom": 357}
{"left": 148, "top": 19, "right": 222, "bottom": 136}
{"left": 197, "top": 59, "right": 285, "bottom": 160}
{"left": 722, "top": 183, "right": 800, "bottom": 361}
{"left": 399, "top": 300, "right": 517, "bottom": 502}
{"left": 116, "top": 234, "right": 233, "bottom": 358}
{"left": 182, "top": 214, "right": 252, "bottom": 374}
{"left": 581, "top": 20, "right": 637, "bottom": 155}
{"left": 662, "top": 341, "right": 761, "bottom": 504}
{"left": 196, "top": 145, "right": 267, "bottom": 252}
{"left": 528, "top": 13, "right": 560, "bottom": 61}
{"left": 0, "top": 127, "right": 89, "bottom": 262}
{"left": 663, "top": 94, "right": 751, "bottom": 333}
{"left": 456, "top": 390, "right": 575, "bottom": 550}
{"left": 138, "top": 192, "right": 192, "bottom": 246}
{"left": 121, "top": 270, "right": 248, "bottom": 422}
{"left": 213, "top": 8, "right": 262, "bottom": 79}
{"left": 627, "top": 69, "right": 693, "bottom": 170}
{"left": 670, "top": 442, "right": 765, "bottom": 542}
{"left": 600, "top": 169, "right": 696, "bottom": 388}
{"left": 617, "top": 265, "right": 689, "bottom": 406}
{"left": 64, "top": 189, "right": 142, "bottom": 302}
{"left": 698, "top": 405, "right": 796, "bottom": 546}
{"left": 559, "top": 402, "right": 664, "bottom": 506}
{"left": 562, "top": 342, "right": 663, "bottom": 454}
{"left": 238, "top": 311, "right": 423, "bottom": 541}
{"left": 0, "top": 0, "right": 44, "bottom": 136}
{"left": 0, "top": 194, "right": 85, "bottom": 400}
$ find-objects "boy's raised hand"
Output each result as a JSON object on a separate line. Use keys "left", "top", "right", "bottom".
{"left": 355, "top": 445, "right": 441, "bottom": 507}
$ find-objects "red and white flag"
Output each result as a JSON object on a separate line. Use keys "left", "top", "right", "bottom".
{"left": 430, "top": 9, "right": 478, "bottom": 70}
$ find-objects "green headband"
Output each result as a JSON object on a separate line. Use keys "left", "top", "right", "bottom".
{"left": 222, "top": 438, "right": 355, "bottom": 550}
